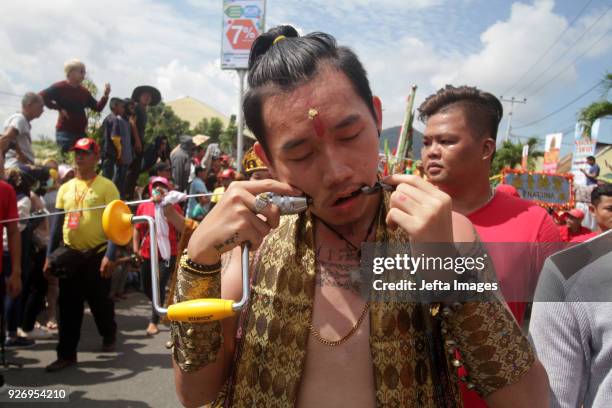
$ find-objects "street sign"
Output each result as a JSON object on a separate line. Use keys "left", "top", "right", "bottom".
{"left": 221, "top": 0, "right": 265, "bottom": 70}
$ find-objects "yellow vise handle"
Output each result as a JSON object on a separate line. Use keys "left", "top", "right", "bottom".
{"left": 167, "top": 299, "right": 235, "bottom": 322}
{"left": 102, "top": 199, "right": 250, "bottom": 323}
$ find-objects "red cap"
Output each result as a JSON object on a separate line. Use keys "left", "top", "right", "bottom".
{"left": 71, "top": 138, "right": 100, "bottom": 154}
{"left": 564, "top": 209, "right": 585, "bottom": 220}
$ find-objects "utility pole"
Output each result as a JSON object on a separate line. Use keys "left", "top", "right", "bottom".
{"left": 500, "top": 96, "right": 527, "bottom": 143}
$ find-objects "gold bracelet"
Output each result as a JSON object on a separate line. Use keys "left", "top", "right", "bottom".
{"left": 168, "top": 251, "right": 223, "bottom": 372}
{"left": 180, "top": 251, "right": 221, "bottom": 276}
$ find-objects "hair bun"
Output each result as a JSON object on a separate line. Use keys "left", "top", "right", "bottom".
{"left": 248, "top": 25, "right": 299, "bottom": 69}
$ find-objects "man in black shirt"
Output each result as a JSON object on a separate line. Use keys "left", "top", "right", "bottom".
{"left": 124, "top": 85, "right": 161, "bottom": 199}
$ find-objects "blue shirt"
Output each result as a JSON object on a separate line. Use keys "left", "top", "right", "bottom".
{"left": 187, "top": 177, "right": 208, "bottom": 219}
{"left": 586, "top": 163, "right": 600, "bottom": 186}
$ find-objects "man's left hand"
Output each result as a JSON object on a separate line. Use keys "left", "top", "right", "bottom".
{"left": 383, "top": 174, "right": 454, "bottom": 243}
{"left": 100, "top": 256, "right": 115, "bottom": 279}
{"left": 103, "top": 83, "right": 111, "bottom": 97}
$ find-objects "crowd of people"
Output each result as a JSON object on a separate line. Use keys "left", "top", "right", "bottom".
{"left": 0, "top": 33, "right": 611, "bottom": 407}
{"left": 0, "top": 59, "right": 270, "bottom": 379}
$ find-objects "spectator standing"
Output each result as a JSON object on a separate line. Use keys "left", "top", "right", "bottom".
{"left": 42, "top": 164, "right": 73, "bottom": 332}
{"left": 101, "top": 98, "right": 132, "bottom": 197}
{"left": 149, "top": 161, "right": 172, "bottom": 180}
{"left": 1, "top": 92, "right": 44, "bottom": 169}
{"left": 418, "top": 85, "right": 561, "bottom": 408}
{"left": 186, "top": 166, "right": 210, "bottom": 221}
{"left": 3, "top": 165, "right": 50, "bottom": 345}
{"left": 132, "top": 177, "right": 181, "bottom": 336}
{"left": 170, "top": 135, "right": 195, "bottom": 193}
{"left": 45, "top": 138, "right": 119, "bottom": 372}
{"left": 124, "top": 85, "right": 161, "bottom": 200}
{"left": 571, "top": 183, "right": 612, "bottom": 242}
{"left": 40, "top": 59, "right": 110, "bottom": 153}
{"left": 0, "top": 178, "right": 22, "bottom": 391}
{"left": 581, "top": 155, "right": 600, "bottom": 186}
{"left": 557, "top": 209, "right": 592, "bottom": 242}
{"left": 142, "top": 135, "right": 171, "bottom": 175}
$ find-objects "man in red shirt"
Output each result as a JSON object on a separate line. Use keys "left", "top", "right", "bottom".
{"left": 557, "top": 209, "right": 592, "bottom": 242}
{"left": 1, "top": 180, "right": 22, "bottom": 299}
{"left": 419, "top": 85, "right": 560, "bottom": 408}
{"left": 571, "top": 183, "right": 612, "bottom": 242}
{"left": 0, "top": 180, "right": 22, "bottom": 408}
{"left": 40, "top": 59, "right": 110, "bottom": 153}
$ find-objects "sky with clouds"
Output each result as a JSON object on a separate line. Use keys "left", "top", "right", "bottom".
{"left": 1, "top": 0, "right": 610, "bottom": 156}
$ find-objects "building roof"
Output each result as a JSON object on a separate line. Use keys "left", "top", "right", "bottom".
{"left": 166, "top": 96, "right": 255, "bottom": 140}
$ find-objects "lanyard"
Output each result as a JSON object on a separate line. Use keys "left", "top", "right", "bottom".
{"left": 73, "top": 176, "right": 96, "bottom": 214}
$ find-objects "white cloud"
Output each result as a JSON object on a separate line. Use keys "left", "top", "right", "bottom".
{"left": 355, "top": 0, "right": 612, "bottom": 131}
{"left": 155, "top": 59, "right": 239, "bottom": 114}
{"left": 0, "top": 0, "right": 231, "bottom": 139}
{"left": 0, "top": 0, "right": 610, "bottom": 143}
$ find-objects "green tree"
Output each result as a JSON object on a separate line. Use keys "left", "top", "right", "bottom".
{"left": 192, "top": 118, "right": 210, "bottom": 137}
{"left": 191, "top": 117, "right": 224, "bottom": 144}
{"left": 578, "top": 72, "right": 612, "bottom": 136}
{"left": 208, "top": 117, "right": 224, "bottom": 142}
{"left": 491, "top": 137, "right": 543, "bottom": 176}
{"left": 82, "top": 78, "right": 104, "bottom": 143}
{"left": 144, "top": 102, "right": 190, "bottom": 147}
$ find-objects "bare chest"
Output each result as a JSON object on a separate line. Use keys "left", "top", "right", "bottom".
{"left": 296, "top": 274, "right": 376, "bottom": 408}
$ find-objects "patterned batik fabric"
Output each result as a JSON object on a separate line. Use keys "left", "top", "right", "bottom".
{"left": 211, "top": 192, "right": 535, "bottom": 407}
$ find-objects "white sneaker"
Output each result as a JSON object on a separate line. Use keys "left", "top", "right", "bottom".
{"left": 19, "top": 326, "right": 53, "bottom": 339}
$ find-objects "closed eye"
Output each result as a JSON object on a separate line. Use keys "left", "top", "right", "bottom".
{"left": 289, "top": 152, "right": 313, "bottom": 162}
{"left": 340, "top": 133, "right": 360, "bottom": 142}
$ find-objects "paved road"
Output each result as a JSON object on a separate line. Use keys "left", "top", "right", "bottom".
{"left": 2, "top": 292, "right": 183, "bottom": 407}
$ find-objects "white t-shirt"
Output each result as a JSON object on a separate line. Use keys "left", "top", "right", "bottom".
{"left": 3, "top": 113, "right": 34, "bottom": 168}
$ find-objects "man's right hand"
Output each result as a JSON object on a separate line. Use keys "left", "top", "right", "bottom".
{"left": 187, "top": 180, "right": 301, "bottom": 266}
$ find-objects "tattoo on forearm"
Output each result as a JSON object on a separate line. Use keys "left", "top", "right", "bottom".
{"left": 220, "top": 251, "right": 233, "bottom": 276}
{"left": 214, "top": 232, "right": 240, "bottom": 253}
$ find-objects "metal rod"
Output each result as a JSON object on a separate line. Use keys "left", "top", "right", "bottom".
{"left": 233, "top": 243, "right": 251, "bottom": 312}
{"left": 134, "top": 214, "right": 166, "bottom": 316}
{"left": 0, "top": 192, "right": 225, "bottom": 224}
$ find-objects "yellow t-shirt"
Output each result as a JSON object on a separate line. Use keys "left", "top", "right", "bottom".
{"left": 56, "top": 176, "right": 119, "bottom": 251}
{"left": 211, "top": 186, "right": 225, "bottom": 204}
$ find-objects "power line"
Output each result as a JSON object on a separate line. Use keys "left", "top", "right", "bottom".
{"left": 513, "top": 81, "right": 601, "bottom": 129}
{"left": 525, "top": 28, "right": 611, "bottom": 98}
{"left": 515, "top": 4, "right": 611, "bottom": 96}
{"left": 502, "top": 0, "right": 594, "bottom": 96}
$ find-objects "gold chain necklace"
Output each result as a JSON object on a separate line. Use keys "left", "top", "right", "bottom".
{"left": 308, "top": 198, "right": 379, "bottom": 347}
{"left": 308, "top": 301, "right": 370, "bottom": 347}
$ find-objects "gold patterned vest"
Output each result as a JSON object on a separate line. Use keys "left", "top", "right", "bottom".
{"left": 213, "top": 195, "right": 534, "bottom": 407}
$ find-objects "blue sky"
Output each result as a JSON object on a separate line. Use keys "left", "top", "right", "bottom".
{"left": 0, "top": 0, "right": 610, "bottom": 158}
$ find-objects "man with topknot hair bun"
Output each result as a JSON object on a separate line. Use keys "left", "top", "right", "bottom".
{"left": 171, "top": 25, "right": 549, "bottom": 408}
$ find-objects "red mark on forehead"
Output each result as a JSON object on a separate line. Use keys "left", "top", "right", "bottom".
{"left": 308, "top": 108, "right": 325, "bottom": 138}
